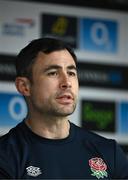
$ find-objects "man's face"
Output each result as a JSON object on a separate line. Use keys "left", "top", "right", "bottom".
{"left": 28, "top": 49, "right": 79, "bottom": 118}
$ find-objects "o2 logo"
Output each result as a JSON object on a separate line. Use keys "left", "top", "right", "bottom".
{"left": 90, "top": 22, "right": 109, "bottom": 46}
{"left": 79, "top": 18, "right": 118, "bottom": 53}
{"left": 8, "top": 96, "right": 27, "bottom": 121}
{"left": 0, "top": 93, "right": 27, "bottom": 126}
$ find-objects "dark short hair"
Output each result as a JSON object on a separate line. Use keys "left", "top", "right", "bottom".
{"left": 15, "top": 37, "right": 77, "bottom": 79}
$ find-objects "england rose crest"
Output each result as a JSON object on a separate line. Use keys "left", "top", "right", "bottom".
{"left": 89, "top": 157, "right": 108, "bottom": 179}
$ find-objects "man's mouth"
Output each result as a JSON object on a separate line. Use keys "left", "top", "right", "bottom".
{"left": 56, "top": 94, "right": 74, "bottom": 104}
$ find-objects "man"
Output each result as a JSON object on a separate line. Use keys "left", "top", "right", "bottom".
{"left": 0, "top": 37, "right": 128, "bottom": 179}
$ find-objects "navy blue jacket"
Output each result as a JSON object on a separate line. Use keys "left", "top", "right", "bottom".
{"left": 0, "top": 120, "right": 128, "bottom": 179}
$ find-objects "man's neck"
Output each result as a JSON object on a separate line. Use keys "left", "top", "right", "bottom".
{"left": 25, "top": 117, "right": 70, "bottom": 139}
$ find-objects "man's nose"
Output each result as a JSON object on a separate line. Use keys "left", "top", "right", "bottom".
{"left": 59, "top": 73, "right": 71, "bottom": 89}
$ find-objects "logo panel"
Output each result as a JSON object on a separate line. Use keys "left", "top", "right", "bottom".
{"left": 81, "top": 100, "right": 115, "bottom": 132}
{"left": 0, "top": 92, "right": 27, "bottom": 127}
{"left": 0, "top": 54, "right": 16, "bottom": 81}
{"left": 41, "top": 13, "right": 78, "bottom": 48}
{"left": 78, "top": 61, "right": 128, "bottom": 90}
{"left": 79, "top": 18, "right": 118, "bottom": 53}
{"left": 117, "top": 102, "right": 128, "bottom": 134}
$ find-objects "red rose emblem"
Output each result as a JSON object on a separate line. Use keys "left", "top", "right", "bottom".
{"left": 89, "top": 157, "right": 107, "bottom": 171}
{"left": 89, "top": 157, "right": 108, "bottom": 179}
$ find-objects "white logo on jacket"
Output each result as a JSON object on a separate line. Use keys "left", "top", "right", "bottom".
{"left": 26, "top": 166, "right": 42, "bottom": 177}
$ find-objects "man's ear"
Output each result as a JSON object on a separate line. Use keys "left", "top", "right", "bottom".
{"left": 15, "top": 77, "right": 31, "bottom": 96}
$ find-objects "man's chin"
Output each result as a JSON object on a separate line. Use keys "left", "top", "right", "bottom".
{"left": 56, "top": 109, "right": 75, "bottom": 117}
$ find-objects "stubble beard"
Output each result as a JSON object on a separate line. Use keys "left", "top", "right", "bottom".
{"left": 40, "top": 98, "right": 77, "bottom": 118}
{"left": 34, "top": 99, "right": 77, "bottom": 118}
{"left": 48, "top": 102, "right": 77, "bottom": 117}
{"left": 30, "top": 93, "right": 77, "bottom": 118}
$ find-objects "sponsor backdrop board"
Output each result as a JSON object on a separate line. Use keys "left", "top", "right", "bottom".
{"left": 0, "top": 0, "right": 128, "bottom": 154}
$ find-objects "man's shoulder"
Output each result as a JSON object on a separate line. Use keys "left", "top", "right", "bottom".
{"left": 72, "top": 122, "right": 115, "bottom": 146}
{"left": 0, "top": 121, "right": 24, "bottom": 150}
{"left": 0, "top": 121, "right": 26, "bottom": 178}
{"left": 72, "top": 123, "right": 117, "bottom": 166}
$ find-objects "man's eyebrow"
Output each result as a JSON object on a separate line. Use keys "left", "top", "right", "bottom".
{"left": 67, "top": 65, "right": 77, "bottom": 71}
{"left": 43, "top": 65, "right": 77, "bottom": 72}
